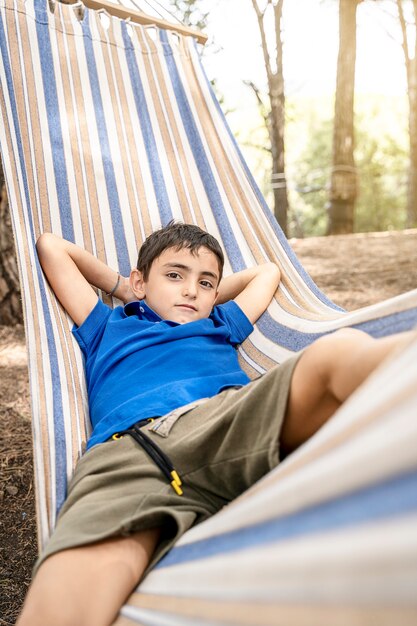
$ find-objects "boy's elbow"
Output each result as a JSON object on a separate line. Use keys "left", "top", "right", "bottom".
{"left": 36, "top": 232, "right": 54, "bottom": 253}
{"left": 264, "top": 262, "right": 281, "bottom": 285}
{"left": 36, "top": 233, "right": 62, "bottom": 269}
{"left": 36, "top": 232, "right": 65, "bottom": 257}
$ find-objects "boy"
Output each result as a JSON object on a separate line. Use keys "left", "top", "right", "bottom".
{"left": 18, "top": 222, "right": 411, "bottom": 626}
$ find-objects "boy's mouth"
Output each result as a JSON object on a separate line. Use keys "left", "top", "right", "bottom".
{"left": 176, "top": 304, "right": 197, "bottom": 312}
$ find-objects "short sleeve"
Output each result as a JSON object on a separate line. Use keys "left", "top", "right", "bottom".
{"left": 211, "top": 300, "right": 253, "bottom": 345}
{"left": 72, "top": 298, "right": 111, "bottom": 356}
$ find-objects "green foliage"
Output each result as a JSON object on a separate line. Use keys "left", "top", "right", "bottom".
{"left": 354, "top": 117, "right": 408, "bottom": 232}
{"left": 289, "top": 117, "right": 332, "bottom": 236}
{"left": 289, "top": 97, "right": 408, "bottom": 236}
{"left": 167, "top": 0, "right": 209, "bottom": 30}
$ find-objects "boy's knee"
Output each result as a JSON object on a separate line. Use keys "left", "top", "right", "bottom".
{"left": 323, "top": 327, "right": 370, "bottom": 344}
{"left": 306, "top": 328, "right": 373, "bottom": 384}
{"left": 315, "top": 327, "right": 373, "bottom": 356}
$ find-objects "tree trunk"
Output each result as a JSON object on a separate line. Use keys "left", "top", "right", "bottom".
{"left": 408, "top": 78, "right": 417, "bottom": 227}
{"left": 268, "top": 12, "right": 288, "bottom": 236}
{"left": 0, "top": 162, "right": 23, "bottom": 325}
{"left": 251, "top": 0, "right": 289, "bottom": 236}
{"left": 397, "top": 0, "right": 417, "bottom": 227}
{"left": 405, "top": 3, "right": 417, "bottom": 228}
{"left": 328, "top": 0, "right": 361, "bottom": 235}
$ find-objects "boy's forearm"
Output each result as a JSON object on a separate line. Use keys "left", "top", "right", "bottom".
{"left": 216, "top": 263, "right": 280, "bottom": 304}
{"left": 62, "top": 240, "right": 126, "bottom": 299}
{"left": 217, "top": 262, "right": 281, "bottom": 324}
{"left": 37, "top": 233, "right": 130, "bottom": 301}
{"left": 216, "top": 267, "right": 260, "bottom": 304}
{"left": 36, "top": 233, "right": 135, "bottom": 326}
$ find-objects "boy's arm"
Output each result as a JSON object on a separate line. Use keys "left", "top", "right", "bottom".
{"left": 216, "top": 262, "right": 281, "bottom": 324}
{"left": 36, "top": 233, "right": 132, "bottom": 327}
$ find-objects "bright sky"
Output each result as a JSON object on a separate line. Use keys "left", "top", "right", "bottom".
{"left": 200, "top": 0, "right": 407, "bottom": 107}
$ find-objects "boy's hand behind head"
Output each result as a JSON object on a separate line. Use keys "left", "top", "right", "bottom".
{"left": 130, "top": 246, "right": 220, "bottom": 325}
{"left": 119, "top": 276, "right": 137, "bottom": 304}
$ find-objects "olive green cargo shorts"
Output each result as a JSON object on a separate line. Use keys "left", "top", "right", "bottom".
{"left": 35, "top": 353, "right": 301, "bottom": 575}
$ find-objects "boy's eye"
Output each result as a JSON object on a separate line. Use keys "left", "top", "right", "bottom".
{"left": 167, "top": 272, "right": 181, "bottom": 279}
{"left": 200, "top": 280, "right": 214, "bottom": 289}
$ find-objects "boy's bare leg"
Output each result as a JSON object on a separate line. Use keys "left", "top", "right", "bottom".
{"left": 17, "top": 527, "right": 160, "bottom": 626}
{"left": 281, "top": 328, "right": 415, "bottom": 455}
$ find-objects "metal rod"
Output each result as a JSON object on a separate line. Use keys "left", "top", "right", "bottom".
{"left": 81, "top": 0, "right": 208, "bottom": 44}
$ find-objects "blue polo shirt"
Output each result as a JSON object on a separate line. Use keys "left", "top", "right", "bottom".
{"left": 72, "top": 298, "right": 253, "bottom": 449}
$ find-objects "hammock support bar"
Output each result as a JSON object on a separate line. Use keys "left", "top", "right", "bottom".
{"left": 78, "top": 0, "right": 208, "bottom": 44}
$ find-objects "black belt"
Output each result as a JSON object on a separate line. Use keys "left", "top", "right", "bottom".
{"left": 111, "top": 419, "right": 183, "bottom": 496}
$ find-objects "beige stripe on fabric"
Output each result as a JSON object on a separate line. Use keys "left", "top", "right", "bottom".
{"left": 140, "top": 29, "right": 209, "bottom": 227}
{"left": 15, "top": 7, "right": 50, "bottom": 236}
{"left": 134, "top": 23, "right": 214, "bottom": 235}
{"left": 51, "top": 299, "right": 86, "bottom": 473}
{"left": 61, "top": 10, "right": 107, "bottom": 261}
{"left": 240, "top": 337, "right": 281, "bottom": 372}
{"left": 1, "top": 6, "right": 53, "bottom": 543}
{"left": 169, "top": 41, "right": 223, "bottom": 233}
{"left": 135, "top": 27, "right": 194, "bottom": 223}
{"left": 106, "top": 28, "right": 148, "bottom": 251}
{"left": 237, "top": 351, "right": 263, "bottom": 380}
{"left": 55, "top": 3, "right": 93, "bottom": 254}
{"left": 124, "top": 594, "right": 417, "bottom": 626}
{"left": 93, "top": 17, "right": 152, "bottom": 267}
{"left": 0, "top": 115, "right": 51, "bottom": 548}
{"left": 50, "top": 8, "right": 91, "bottom": 468}
{"left": 96, "top": 17, "right": 146, "bottom": 257}
{"left": 113, "top": 49, "right": 153, "bottom": 245}
{"left": 111, "top": 28, "right": 153, "bottom": 242}
{"left": 106, "top": 20, "right": 159, "bottom": 243}
{"left": 179, "top": 59, "right": 261, "bottom": 259}
{"left": 39, "top": 5, "right": 88, "bottom": 519}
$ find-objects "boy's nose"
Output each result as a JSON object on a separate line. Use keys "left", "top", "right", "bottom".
{"left": 183, "top": 282, "right": 197, "bottom": 298}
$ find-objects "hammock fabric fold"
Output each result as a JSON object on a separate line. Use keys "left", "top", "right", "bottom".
{"left": 0, "top": 0, "right": 416, "bottom": 623}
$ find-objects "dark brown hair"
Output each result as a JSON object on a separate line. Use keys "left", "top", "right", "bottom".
{"left": 137, "top": 221, "right": 224, "bottom": 282}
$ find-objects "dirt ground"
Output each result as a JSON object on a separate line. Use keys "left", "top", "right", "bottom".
{"left": 1, "top": 229, "right": 417, "bottom": 624}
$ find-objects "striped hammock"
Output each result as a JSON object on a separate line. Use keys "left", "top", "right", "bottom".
{"left": 0, "top": 0, "right": 416, "bottom": 623}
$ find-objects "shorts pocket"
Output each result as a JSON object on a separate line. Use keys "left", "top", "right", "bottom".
{"left": 146, "top": 398, "right": 209, "bottom": 438}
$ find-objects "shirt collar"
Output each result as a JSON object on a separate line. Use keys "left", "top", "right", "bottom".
{"left": 123, "top": 300, "right": 162, "bottom": 322}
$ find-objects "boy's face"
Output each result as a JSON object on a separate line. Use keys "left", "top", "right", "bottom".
{"left": 130, "top": 246, "right": 220, "bottom": 324}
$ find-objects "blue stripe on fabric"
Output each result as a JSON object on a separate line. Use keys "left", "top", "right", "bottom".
{"left": 156, "top": 466, "right": 417, "bottom": 570}
{"left": 254, "top": 303, "right": 417, "bottom": 351}
{"left": 34, "top": 2, "right": 74, "bottom": 243}
{"left": 0, "top": 2, "right": 67, "bottom": 514}
{"left": 353, "top": 305, "right": 417, "bottom": 336}
{"left": 81, "top": 11, "right": 130, "bottom": 275}
{"left": 160, "top": 30, "right": 245, "bottom": 272}
{"left": 121, "top": 23, "right": 172, "bottom": 227}
{"left": 192, "top": 40, "right": 342, "bottom": 311}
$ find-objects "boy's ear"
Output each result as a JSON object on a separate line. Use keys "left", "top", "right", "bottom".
{"left": 130, "top": 268, "right": 146, "bottom": 300}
